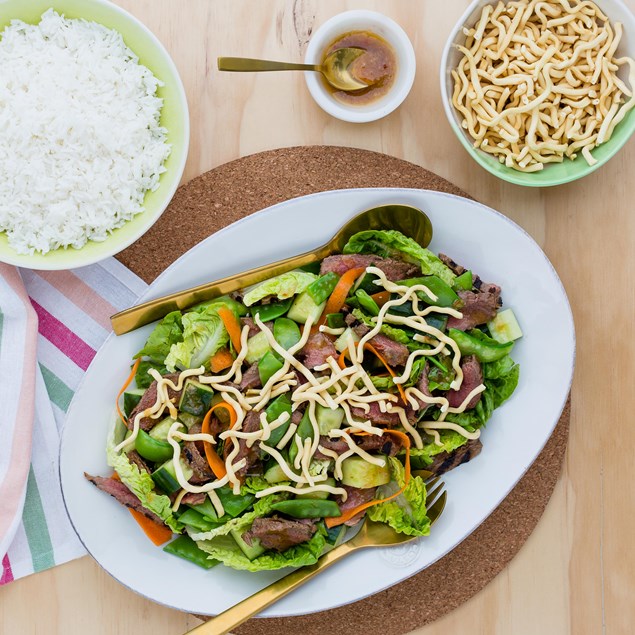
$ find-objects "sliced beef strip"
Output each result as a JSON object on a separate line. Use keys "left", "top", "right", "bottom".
{"left": 301, "top": 332, "right": 338, "bottom": 369}
{"left": 233, "top": 410, "right": 263, "bottom": 481}
{"left": 239, "top": 362, "right": 262, "bottom": 391}
{"left": 183, "top": 422, "right": 215, "bottom": 484}
{"left": 127, "top": 450, "right": 151, "bottom": 475}
{"left": 242, "top": 516, "right": 317, "bottom": 551}
{"left": 84, "top": 473, "right": 164, "bottom": 524}
{"left": 240, "top": 317, "right": 273, "bottom": 339}
{"left": 447, "top": 284, "right": 502, "bottom": 331}
{"left": 314, "top": 433, "right": 402, "bottom": 460}
{"left": 320, "top": 254, "right": 419, "bottom": 281}
{"left": 337, "top": 485, "right": 378, "bottom": 526}
{"left": 352, "top": 324, "right": 409, "bottom": 367}
{"left": 439, "top": 253, "right": 467, "bottom": 276}
{"left": 426, "top": 439, "right": 483, "bottom": 476}
{"left": 350, "top": 402, "right": 402, "bottom": 426}
{"left": 446, "top": 355, "right": 483, "bottom": 409}
{"left": 128, "top": 373, "right": 183, "bottom": 432}
{"left": 408, "top": 362, "right": 433, "bottom": 413}
{"left": 181, "top": 492, "right": 207, "bottom": 506}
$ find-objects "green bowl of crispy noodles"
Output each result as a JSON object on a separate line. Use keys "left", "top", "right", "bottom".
{"left": 440, "top": 0, "right": 635, "bottom": 187}
{"left": 0, "top": 0, "right": 189, "bottom": 269}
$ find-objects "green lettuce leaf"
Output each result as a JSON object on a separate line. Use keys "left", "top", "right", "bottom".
{"left": 367, "top": 457, "right": 430, "bottom": 536}
{"left": 189, "top": 295, "right": 247, "bottom": 318}
{"left": 164, "top": 306, "right": 229, "bottom": 371}
{"left": 186, "top": 493, "right": 287, "bottom": 541}
{"left": 427, "top": 355, "right": 454, "bottom": 392}
{"left": 242, "top": 271, "right": 318, "bottom": 307}
{"left": 194, "top": 525, "right": 327, "bottom": 572}
{"left": 408, "top": 430, "right": 470, "bottom": 468}
{"left": 352, "top": 309, "right": 414, "bottom": 348}
{"left": 134, "top": 311, "right": 183, "bottom": 364}
{"left": 106, "top": 418, "right": 182, "bottom": 532}
{"left": 134, "top": 360, "right": 168, "bottom": 389}
{"left": 343, "top": 230, "right": 455, "bottom": 285}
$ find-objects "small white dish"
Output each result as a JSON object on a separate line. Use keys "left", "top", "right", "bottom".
{"left": 304, "top": 10, "right": 416, "bottom": 123}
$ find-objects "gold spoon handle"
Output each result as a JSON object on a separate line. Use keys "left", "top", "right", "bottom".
{"left": 217, "top": 57, "right": 319, "bottom": 73}
{"left": 185, "top": 542, "right": 356, "bottom": 635}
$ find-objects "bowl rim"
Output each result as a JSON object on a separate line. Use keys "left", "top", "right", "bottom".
{"left": 304, "top": 9, "right": 416, "bottom": 123}
{"left": 0, "top": 0, "right": 190, "bottom": 270}
{"left": 439, "top": 0, "right": 635, "bottom": 187}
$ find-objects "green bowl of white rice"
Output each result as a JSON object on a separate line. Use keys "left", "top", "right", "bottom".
{"left": 0, "top": 0, "right": 189, "bottom": 269}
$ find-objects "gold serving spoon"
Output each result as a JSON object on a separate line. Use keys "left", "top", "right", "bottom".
{"left": 110, "top": 204, "right": 433, "bottom": 335}
{"left": 184, "top": 472, "right": 446, "bottom": 635}
{"left": 218, "top": 48, "right": 370, "bottom": 91}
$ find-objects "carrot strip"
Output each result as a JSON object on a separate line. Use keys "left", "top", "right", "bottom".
{"left": 201, "top": 401, "right": 238, "bottom": 479}
{"left": 128, "top": 508, "right": 173, "bottom": 545}
{"left": 338, "top": 343, "right": 408, "bottom": 405}
{"left": 110, "top": 473, "right": 172, "bottom": 545}
{"left": 218, "top": 307, "right": 243, "bottom": 353}
{"left": 210, "top": 347, "right": 234, "bottom": 373}
{"left": 370, "top": 291, "right": 391, "bottom": 307}
{"left": 116, "top": 359, "right": 141, "bottom": 423}
{"left": 315, "top": 267, "right": 366, "bottom": 329}
{"left": 326, "top": 430, "right": 411, "bottom": 528}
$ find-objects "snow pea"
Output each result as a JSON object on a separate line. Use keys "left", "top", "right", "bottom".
{"left": 258, "top": 350, "right": 284, "bottom": 385}
{"left": 326, "top": 313, "right": 346, "bottom": 329}
{"left": 163, "top": 535, "right": 219, "bottom": 570}
{"left": 288, "top": 409, "right": 314, "bottom": 465}
{"left": 177, "top": 508, "right": 223, "bottom": 532}
{"left": 400, "top": 276, "right": 460, "bottom": 307}
{"left": 186, "top": 498, "right": 230, "bottom": 523}
{"left": 448, "top": 328, "right": 513, "bottom": 362}
{"left": 355, "top": 289, "right": 380, "bottom": 316}
{"left": 273, "top": 317, "right": 301, "bottom": 350}
{"left": 253, "top": 298, "right": 293, "bottom": 322}
{"left": 270, "top": 499, "right": 341, "bottom": 519}
{"left": 265, "top": 394, "right": 293, "bottom": 447}
{"left": 453, "top": 270, "right": 473, "bottom": 291}
{"left": 134, "top": 429, "right": 173, "bottom": 463}
{"left": 214, "top": 485, "right": 255, "bottom": 518}
{"left": 307, "top": 272, "right": 340, "bottom": 304}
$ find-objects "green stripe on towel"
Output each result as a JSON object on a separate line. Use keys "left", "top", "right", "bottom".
{"left": 22, "top": 467, "right": 55, "bottom": 572}
{"left": 39, "top": 363, "right": 73, "bottom": 412}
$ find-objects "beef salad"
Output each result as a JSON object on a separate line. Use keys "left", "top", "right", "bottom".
{"left": 85, "top": 230, "right": 522, "bottom": 572}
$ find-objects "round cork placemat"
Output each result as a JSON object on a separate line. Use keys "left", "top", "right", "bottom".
{"left": 117, "top": 146, "right": 570, "bottom": 634}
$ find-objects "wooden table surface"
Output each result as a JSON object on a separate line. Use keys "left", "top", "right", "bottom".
{"left": 2, "top": 1, "right": 635, "bottom": 633}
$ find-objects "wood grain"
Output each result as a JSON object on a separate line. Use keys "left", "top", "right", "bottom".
{"left": 1, "top": 1, "right": 634, "bottom": 634}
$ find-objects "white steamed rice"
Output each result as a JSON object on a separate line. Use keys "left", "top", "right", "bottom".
{"left": 0, "top": 9, "right": 171, "bottom": 255}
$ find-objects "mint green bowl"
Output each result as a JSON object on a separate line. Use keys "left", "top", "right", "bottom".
{"left": 440, "top": 0, "right": 635, "bottom": 187}
{"left": 0, "top": 0, "right": 189, "bottom": 269}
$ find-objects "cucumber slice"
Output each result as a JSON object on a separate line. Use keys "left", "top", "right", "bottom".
{"left": 341, "top": 456, "right": 390, "bottom": 488}
{"left": 287, "top": 291, "right": 326, "bottom": 324}
{"left": 264, "top": 462, "right": 289, "bottom": 484}
{"left": 297, "top": 478, "right": 336, "bottom": 500}
{"left": 179, "top": 412, "right": 203, "bottom": 429}
{"left": 316, "top": 404, "right": 344, "bottom": 435}
{"left": 487, "top": 308, "right": 523, "bottom": 344}
{"left": 245, "top": 331, "right": 272, "bottom": 364}
{"left": 152, "top": 457, "right": 193, "bottom": 494}
{"left": 230, "top": 528, "right": 266, "bottom": 560}
{"left": 149, "top": 417, "right": 177, "bottom": 442}
{"left": 334, "top": 327, "right": 360, "bottom": 353}
{"left": 178, "top": 380, "right": 214, "bottom": 416}
{"left": 123, "top": 388, "right": 145, "bottom": 418}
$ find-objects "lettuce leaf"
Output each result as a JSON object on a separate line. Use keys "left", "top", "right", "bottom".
{"left": 194, "top": 525, "right": 327, "bottom": 572}
{"left": 408, "top": 430, "right": 470, "bottom": 467}
{"left": 243, "top": 271, "right": 318, "bottom": 307}
{"left": 164, "top": 306, "right": 229, "bottom": 371}
{"left": 189, "top": 295, "right": 247, "bottom": 318}
{"left": 343, "top": 230, "right": 455, "bottom": 285}
{"left": 367, "top": 457, "right": 430, "bottom": 536}
{"left": 134, "top": 311, "right": 183, "bottom": 364}
{"left": 106, "top": 418, "right": 182, "bottom": 532}
{"left": 134, "top": 360, "right": 168, "bottom": 389}
{"left": 352, "top": 309, "right": 414, "bottom": 348}
{"left": 186, "top": 493, "right": 287, "bottom": 541}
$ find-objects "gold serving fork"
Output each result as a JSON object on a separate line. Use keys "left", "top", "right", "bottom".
{"left": 184, "top": 473, "right": 446, "bottom": 635}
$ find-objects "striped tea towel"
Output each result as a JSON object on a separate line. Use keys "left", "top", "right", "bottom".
{"left": 0, "top": 259, "right": 147, "bottom": 584}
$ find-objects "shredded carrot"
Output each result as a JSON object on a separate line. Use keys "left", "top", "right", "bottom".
{"left": 201, "top": 401, "right": 238, "bottom": 479}
{"left": 338, "top": 343, "right": 408, "bottom": 405}
{"left": 370, "top": 291, "right": 391, "bottom": 307}
{"left": 110, "top": 473, "right": 172, "bottom": 545}
{"left": 325, "top": 429, "right": 411, "bottom": 528}
{"left": 315, "top": 267, "right": 366, "bottom": 329}
{"left": 209, "top": 347, "right": 235, "bottom": 373}
{"left": 218, "top": 307, "right": 243, "bottom": 353}
{"left": 116, "top": 358, "right": 141, "bottom": 423}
